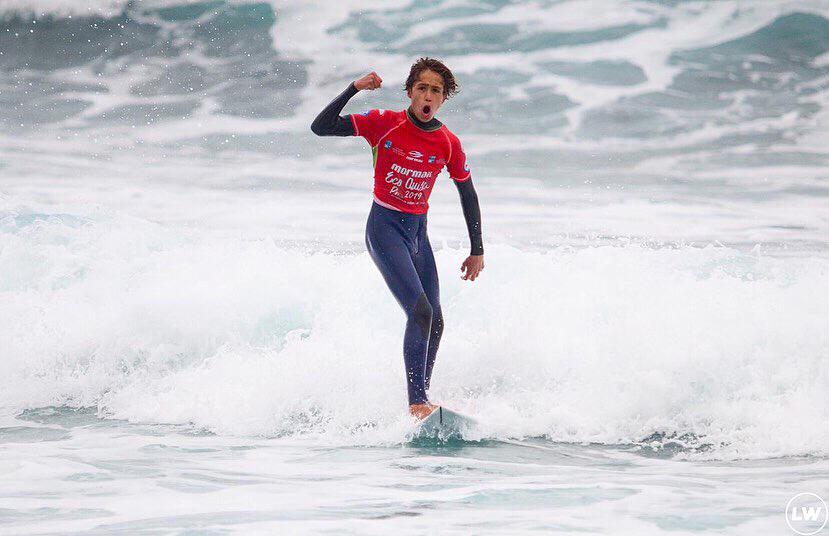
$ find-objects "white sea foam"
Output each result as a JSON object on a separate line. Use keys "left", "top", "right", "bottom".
{"left": 0, "top": 0, "right": 129, "bottom": 18}
{"left": 1, "top": 201, "right": 826, "bottom": 459}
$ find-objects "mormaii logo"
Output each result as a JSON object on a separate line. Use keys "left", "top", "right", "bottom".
{"left": 406, "top": 149, "right": 424, "bottom": 163}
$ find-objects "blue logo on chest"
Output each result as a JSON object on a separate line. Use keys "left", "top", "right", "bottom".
{"left": 384, "top": 140, "right": 392, "bottom": 149}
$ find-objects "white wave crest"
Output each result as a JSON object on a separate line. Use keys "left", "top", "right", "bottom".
{"left": 1, "top": 204, "right": 826, "bottom": 459}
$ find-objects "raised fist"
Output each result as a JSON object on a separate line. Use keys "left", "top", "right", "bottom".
{"left": 354, "top": 71, "right": 383, "bottom": 91}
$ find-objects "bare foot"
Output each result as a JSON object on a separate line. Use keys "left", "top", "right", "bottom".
{"left": 409, "top": 403, "right": 438, "bottom": 421}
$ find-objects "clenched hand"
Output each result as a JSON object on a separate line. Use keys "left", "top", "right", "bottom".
{"left": 354, "top": 72, "right": 383, "bottom": 91}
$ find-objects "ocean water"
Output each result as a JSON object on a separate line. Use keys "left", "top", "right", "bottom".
{"left": 1, "top": 0, "right": 828, "bottom": 534}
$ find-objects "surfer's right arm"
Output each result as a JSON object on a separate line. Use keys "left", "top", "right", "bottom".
{"left": 311, "top": 72, "right": 383, "bottom": 137}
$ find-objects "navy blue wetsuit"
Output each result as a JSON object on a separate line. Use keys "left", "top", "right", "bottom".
{"left": 312, "top": 83, "right": 483, "bottom": 405}
{"left": 365, "top": 202, "right": 442, "bottom": 404}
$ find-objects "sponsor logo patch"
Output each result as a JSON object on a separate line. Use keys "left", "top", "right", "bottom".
{"left": 384, "top": 140, "right": 392, "bottom": 149}
{"left": 428, "top": 156, "right": 436, "bottom": 164}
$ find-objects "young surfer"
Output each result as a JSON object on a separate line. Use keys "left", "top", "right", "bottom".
{"left": 311, "top": 58, "right": 484, "bottom": 420}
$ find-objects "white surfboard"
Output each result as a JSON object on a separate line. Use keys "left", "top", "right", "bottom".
{"left": 412, "top": 406, "right": 477, "bottom": 440}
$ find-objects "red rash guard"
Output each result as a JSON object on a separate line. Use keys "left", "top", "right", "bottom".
{"left": 351, "top": 109, "right": 471, "bottom": 215}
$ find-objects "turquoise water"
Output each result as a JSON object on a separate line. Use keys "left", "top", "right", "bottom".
{"left": 2, "top": 408, "right": 827, "bottom": 534}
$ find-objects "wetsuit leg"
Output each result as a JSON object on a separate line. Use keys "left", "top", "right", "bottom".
{"left": 365, "top": 203, "right": 433, "bottom": 405}
{"left": 411, "top": 223, "right": 443, "bottom": 392}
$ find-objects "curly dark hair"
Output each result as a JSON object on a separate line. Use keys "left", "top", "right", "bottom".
{"left": 404, "top": 57, "right": 459, "bottom": 99}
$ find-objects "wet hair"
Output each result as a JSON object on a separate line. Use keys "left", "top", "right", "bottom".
{"left": 404, "top": 57, "right": 459, "bottom": 99}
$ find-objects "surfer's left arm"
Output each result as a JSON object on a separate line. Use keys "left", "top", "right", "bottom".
{"left": 445, "top": 131, "right": 483, "bottom": 281}
{"left": 454, "top": 177, "right": 484, "bottom": 281}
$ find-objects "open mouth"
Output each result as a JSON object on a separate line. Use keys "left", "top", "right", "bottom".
{"left": 422, "top": 105, "right": 431, "bottom": 116}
